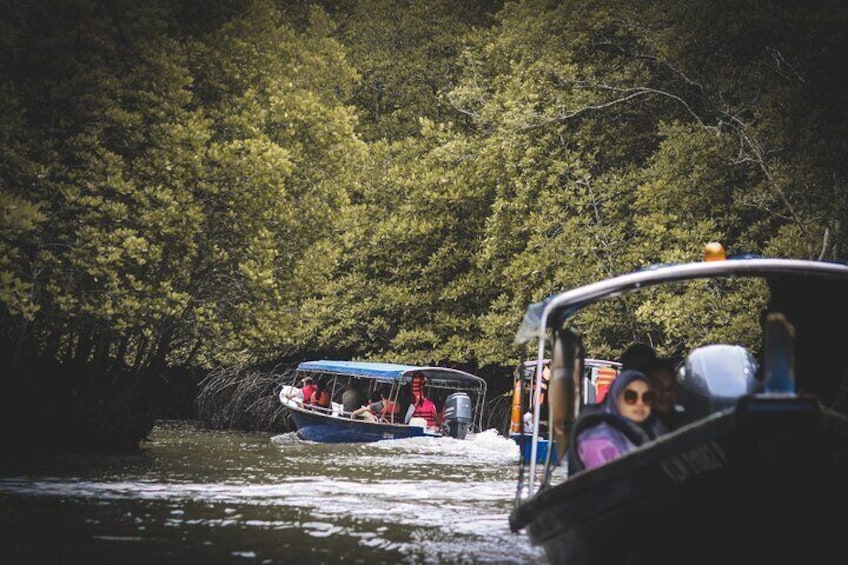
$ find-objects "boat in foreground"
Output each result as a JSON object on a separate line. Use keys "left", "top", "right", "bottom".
{"left": 279, "top": 360, "right": 487, "bottom": 443}
{"left": 509, "top": 244, "right": 848, "bottom": 564}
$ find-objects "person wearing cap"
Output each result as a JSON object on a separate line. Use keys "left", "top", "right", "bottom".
{"left": 300, "top": 377, "right": 317, "bottom": 405}
{"left": 351, "top": 386, "right": 400, "bottom": 423}
{"left": 282, "top": 375, "right": 315, "bottom": 406}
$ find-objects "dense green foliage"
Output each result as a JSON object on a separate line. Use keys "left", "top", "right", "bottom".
{"left": 1, "top": 0, "right": 846, "bottom": 447}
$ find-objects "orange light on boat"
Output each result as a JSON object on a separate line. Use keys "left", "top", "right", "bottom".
{"left": 704, "top": 241, "right": 726, "bottom": 261}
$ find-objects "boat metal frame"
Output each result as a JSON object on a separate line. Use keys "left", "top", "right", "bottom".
{"left": 517, "top": 256, "right": 848, "bottom": 497}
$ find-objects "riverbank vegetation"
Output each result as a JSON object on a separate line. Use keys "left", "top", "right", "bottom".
{"left": 195, "top": 364, "right": 293, "bottom": 432}
{"left": 2, "top": 0, "right": 845, "bottom": 452}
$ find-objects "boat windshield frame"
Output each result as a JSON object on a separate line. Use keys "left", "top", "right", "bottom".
{"left": 518, "top": 256, "right": 848, "bottom": 497}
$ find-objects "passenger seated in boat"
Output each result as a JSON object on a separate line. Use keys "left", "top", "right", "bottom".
{"left": 282, "top": 375, "right": 310, "bottom": 405}
{"left": 404, "top": 373, "right": 438, "bottom": 429}
{"left": 645, "top": 357, "right": 679, "bottom": 434}
{"left": 342, "top": 378, "right": 367, "bottom": 414}
{"left": 537, "top": 365, "right": 551, "bottom": 431}
{"left": 288, "top": 376, "right": 315, "bottom": 406}
{"left": 350, "top": 387, "right": 400, "bottom": 423}
{"left": 307, "top": 380, "right": 331, "bottom": 410}
{"left": 620, "top": 342, "right": 657, "bottom": 372}
{"left": 570, "top": 369, "right": 659, "bottom": 472}
{"left": 407, "top": 396, "right": 438, "bottom": 428}
{"left": 522, "top": 365, "right": 552, "bottom": 432}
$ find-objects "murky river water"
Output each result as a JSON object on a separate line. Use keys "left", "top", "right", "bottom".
{"left": 0, "top": 420, "right": 547, "bottom": 564}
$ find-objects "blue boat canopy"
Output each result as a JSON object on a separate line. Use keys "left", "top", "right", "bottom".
{"left": 296, "top": 360, "right": 486, "bottom": 389}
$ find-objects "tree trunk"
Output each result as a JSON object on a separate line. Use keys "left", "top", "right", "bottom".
{"left": 73, "top": 323, "right": 94, "bottom": 365}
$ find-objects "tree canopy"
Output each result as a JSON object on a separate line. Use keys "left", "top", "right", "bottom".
{"left": 1, "top": 0, "right": 845, "bottom": 411}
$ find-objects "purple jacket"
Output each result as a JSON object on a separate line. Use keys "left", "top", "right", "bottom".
{"left": 575, "top": 369, "right": 657, "bottom": 470}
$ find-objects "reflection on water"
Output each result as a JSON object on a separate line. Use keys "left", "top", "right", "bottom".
{"left": 0, "top": 420, "right": 546, "bottom": 564}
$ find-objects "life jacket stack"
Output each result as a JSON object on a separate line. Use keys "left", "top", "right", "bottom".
{"left": 412, "top": 373, "right": 426, "bottom": 399}
{"left": 594, "top": 367, "right": 617, "bottom": 403}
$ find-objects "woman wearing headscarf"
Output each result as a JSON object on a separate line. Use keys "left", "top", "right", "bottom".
{"left": 571, "top": 369, "right": 659, "bottom": 471}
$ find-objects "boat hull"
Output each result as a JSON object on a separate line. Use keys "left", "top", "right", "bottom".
{"left": 288, "top": 406, "right": 434, "bottom": 442}
{"left": 510, "top": 395, "right": 848, "bottom": 564}
{"left": 511, "top": 433, "right": 559, "bottom": 464}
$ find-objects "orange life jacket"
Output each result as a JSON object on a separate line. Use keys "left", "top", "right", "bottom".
{"left": 310, "top": 389, "right": 331, "bottom": 408}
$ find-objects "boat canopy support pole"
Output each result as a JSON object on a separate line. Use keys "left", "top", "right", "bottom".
{"left": 527, "top": 322, "right": 584, "bottom": 496}
{"left": 763, "top": 312, "right": 796, "bottom": 394}
{"left": 550, "top": 327, "right": 583, "bottom": 469}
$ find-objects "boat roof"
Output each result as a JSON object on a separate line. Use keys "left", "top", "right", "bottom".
{"left": 519, "top": 358, "right": 620, "bottom": 378}
{"left": 296, "top": 360, "right": 487, "bottom": 389}
{"left": 516, "top": 256, "right": 848, "bottom": 343}
{"left": 521, "top": 358, "right": 621, "bottom": 368}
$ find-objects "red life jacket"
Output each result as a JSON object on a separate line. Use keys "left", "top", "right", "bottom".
{"left": 412, "top": 398, "right": 438, "bottom": 428}
{"left": 301, "top": 384, "right": 317, "bottom": 403}
{"left": 594, "top": 367, "right": 618, "bottom": 403}
{"left": 380, "top": 399, "right": 400, "bottom": 421}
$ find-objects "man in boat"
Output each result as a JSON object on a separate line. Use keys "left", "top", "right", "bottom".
{"left": 645, "top": 357, "right": 679, "bottom": 433}
{"left": 300, "top": 377, "right": 317, "bottom": 404}
{"left": 284, "top": 376, "right": 315, "bottom": 406}
{"left": 523, "top": 364, "right": 551, "bottom": 432}
{"left": 620, "top": 342, "right": 657, "bottom": 372}
{"left": 342, "top": 378, "right": 367, "bottom": 414}
{"left": 350, "top": 387, "right": 400, "bottom": 423}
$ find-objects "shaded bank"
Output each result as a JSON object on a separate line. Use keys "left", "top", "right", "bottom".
{"left": 0, "top": 356, "right": 514, "bottom": 455}
{"left": 194, "top": 364, "right": 294, "bottom": 432}
{"left": 0, "top": 357, "right": 202, "bottom": 455}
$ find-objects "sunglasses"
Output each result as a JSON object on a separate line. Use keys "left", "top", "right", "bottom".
{"left": 622, "top": 389, "right": 655, "bottom": 406}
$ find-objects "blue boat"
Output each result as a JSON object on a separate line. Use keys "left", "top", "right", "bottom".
{"left": 511, "top": 431, "right": 556, "bottom": 465}
{"left": 510, "top": 358, "right": 621, "bottom": 464}
{"left": 279, "top": 360, "right": 488, "bottom": 443}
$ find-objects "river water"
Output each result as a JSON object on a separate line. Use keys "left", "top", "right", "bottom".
{"left": 0, "top": 420, "right": 547, "bottom": 564}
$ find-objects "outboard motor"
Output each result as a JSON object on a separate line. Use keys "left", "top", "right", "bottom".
{"left": 677, "top": 344, "right": 759, "bottom": 426}
{"left": 442, "top": 392, "right": 472, "bottom": 439}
